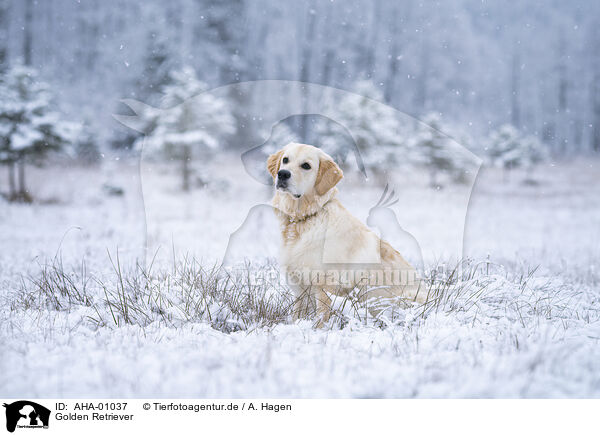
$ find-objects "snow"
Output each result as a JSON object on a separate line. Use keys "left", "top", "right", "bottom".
{"left": 1, "top": 157, "right": 599, "bottom": 398}
{"left": 136, "top": 67, "right": 236, "bottom": 156}
{"left": 11, "top": 126, "right": 43, "bottom": 151}
{"left": 487, "top": 124, "right": 549, "bottom": 171}
{"left": 3, "top": 0, "right": 599, "bottom": 400}
{"left": 314, "top": 80, "right": 408, "bottom": 168}
{"left": 3, "top": 311, "right": 600, "bottom": 398}
{"left": 0, "top": 64, "right": 77, "bottom": 159}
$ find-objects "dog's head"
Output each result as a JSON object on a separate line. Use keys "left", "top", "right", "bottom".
{"left": 267, "top": 143, "right": 343, "bottom": 199}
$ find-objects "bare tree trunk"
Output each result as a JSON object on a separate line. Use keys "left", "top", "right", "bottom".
{"left": 298, "top": 2, "right": 317, "bottom": 142}
{"left": 320, "top": 1, "right": 334, "bottom": 87}
{"left": 181, "top": 145, "right": 191, "bottom": 191}
{"left": 18, "top": 158, "right": 25, "bottom": 194}
{"left": 593, "top": 82, "right": 600, "bottom": 152}
{"left": 557, "top": 30, "right": 568, "bottom": 154}
{"left": 590, "top": 27, "right": 600, "bottom": 152}
{"left": 17, "top": 157, "right": 30, "bottom": 201}
{"left": 0, "top": 0, "right": 9, "bottom": 70}
{"left": 364, "top": 0, "right": 381, "bottom": 79}
{"left": 415, "top": 34, "right": 429, "bottom": 115}
{"left": 76, "top": 0, "right": 99, "bottom": 74}
{"left": 510, "top": 46, "right": 521, "bottom": 128}
{"left": 8, "top": 161, "right": 15, "bottom": 198}
{"left": 384, "top": 1, "right": 400, "bottom": 104}
{"left": 23, "top": 0, "right": 33, "bottom": 66}
{"left": 167, "top": 1, "right": 182, "bottom": 65}
{"left": 45, "top": 0, "right": 54, "bottom": 67}
{"left": 429, "top": 168, "right": 438, "bottom": 189}
{"left": 591, "top": 28, "right": 600, "bottom": 153}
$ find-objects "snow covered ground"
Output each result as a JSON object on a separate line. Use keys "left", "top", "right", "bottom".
{"left": 1, "top": 156, "right": 599, "bottom": 398}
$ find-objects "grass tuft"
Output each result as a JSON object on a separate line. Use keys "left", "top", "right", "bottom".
{"left": 13, "top": 252, "right": 587, "bottom": 333}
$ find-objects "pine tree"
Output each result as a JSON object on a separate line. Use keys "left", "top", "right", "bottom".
{"left": 521, "top": 134, "right": 548, "bottom": 183}
{"left": 111, "top": 30, "right": 175, "bottom": 151}
{"left": 487, "top": 124, "right": 548, "bottom": 181}
{"left": 0, "top": 64, "right": 76, "bottom": 201}
{"left": 142, "top": 66, "right": 236, "bottom": 191}
{"left": 411, "top": 113, "right": 460, "bottom": 189}
{"left": 487, "top": 124, "right": 521, "bottom": 173}
{"left": 136, "top": 30, "right": 174, "bottom": 104}
{"left": 314, "top": 80, "right": 406, "bottom": 171}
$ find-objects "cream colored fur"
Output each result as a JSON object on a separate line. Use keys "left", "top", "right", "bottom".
{"left": 268, "top": 143, "right": 426, "bottom": 327}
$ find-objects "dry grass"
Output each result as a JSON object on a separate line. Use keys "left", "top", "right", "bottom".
{"left": 12, "top": 251, "right": 578, "bottom": 333}
{"left": 15, "top": 251, "right": 295, "bottom": 332}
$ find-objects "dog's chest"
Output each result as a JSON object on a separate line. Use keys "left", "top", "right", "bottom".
{"left": 279, "top": 215, "right": 328, "bottom": 268}
{"left": 277, "top": 204, "right": 382, "bottom": 268}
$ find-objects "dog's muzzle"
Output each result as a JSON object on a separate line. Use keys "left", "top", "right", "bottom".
{"left": 276, "top": 169, "right": 291, "bottom": 189}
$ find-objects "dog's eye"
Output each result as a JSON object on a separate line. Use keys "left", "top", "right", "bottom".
{"left": 301, "top": 163, "right": 311, "bottom": 170}
{"left": 282, "top": 157, "right": 289, "bottom": 164}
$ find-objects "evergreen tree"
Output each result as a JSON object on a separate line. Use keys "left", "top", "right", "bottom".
{"left": 411, "top": 113, "right": 462, "bottom": 188}
{"left": 141, "top": 66, "right": 236, "bottom": 191}
{"left": 136, "top": 30, "right": 174, "bottom": 104}
{"left": 487, "top": 124, "right": 548, "bottom": 181}
{"left": 0, "top": 64, "right": 76, "bottom": 201}
{"left": 111, "top": 30, "right": 175, "bottom": 151}
{"left": 314, "top": 80, "right": 407, "bottom": 171}
{"left": 521, "top": 134, "right": 548, "bottom": 183}
{"left": 487, "top": 124, "right": 522, "bottom": 172}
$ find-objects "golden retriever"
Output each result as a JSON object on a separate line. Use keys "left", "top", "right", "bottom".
{"left": 267, "top": 142, "right": 426, "bottom": 327}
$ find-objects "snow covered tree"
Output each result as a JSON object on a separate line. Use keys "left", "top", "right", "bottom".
{"left": 411, "top": 113, "right": 467, "bottom": 189}
{"left": 0, "top": 1, "right": 597, "bottom": 157}
{"left": 111, "top": 30, "right": 175, "bottom": 151}
{"left": 314, "top": 80, "right": 407, "bottom": 171}
{"left": 521, "top": 134, "right": 548, "bottom": 183}
{"left": 487, "top": 124, "right": 548, "bottom": 181}
{"left": 136, "top": 30, "right": 174, "bottom": 104}
{"left": 141, "top": 66, "right": 236, "bottom": 191}
{"left": 487, "top": 124, "right": 521, "bottom": 172}
{"left": 0, "top": 64, "right": 77, "bottom": 202}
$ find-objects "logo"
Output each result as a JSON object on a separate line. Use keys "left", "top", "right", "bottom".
{"left": 3, "top": 401, "right": 50, "bottom": 433}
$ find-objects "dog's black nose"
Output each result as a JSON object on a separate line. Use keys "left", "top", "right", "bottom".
{"left": 277, "top": 169, "right": 291, "bottom": 180}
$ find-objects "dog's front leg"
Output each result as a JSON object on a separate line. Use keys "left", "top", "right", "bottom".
{"left": 291, "top": 285, "right": 314, "bottom": 321}
{"left": 314, "top": 287, "right": 332, "bottom": 328}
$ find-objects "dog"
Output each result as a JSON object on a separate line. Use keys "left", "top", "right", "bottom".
{"left": 267, "top": 142, "right": 426, "bottom": 327}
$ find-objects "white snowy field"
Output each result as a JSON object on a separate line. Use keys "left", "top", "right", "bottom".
{"left": 1, "top": 156, "right": 599, "bottom": 398}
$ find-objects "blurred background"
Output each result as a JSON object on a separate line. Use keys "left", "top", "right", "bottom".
{"left": 1, "top": 1, "right": 599, "bottom": 198}
{"left": 0, "top": 0, "right": 598, "bottom": 264}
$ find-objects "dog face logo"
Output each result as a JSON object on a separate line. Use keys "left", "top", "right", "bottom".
{"left": 3, "top": 401, "right": 50, "bottom": 433}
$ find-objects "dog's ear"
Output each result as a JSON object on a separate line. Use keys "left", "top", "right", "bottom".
{"left": 315, "top": 156, "right": 343, "bottom": 196}
{"left": 267, "top": 150, "right": 284, "bottom": 179}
